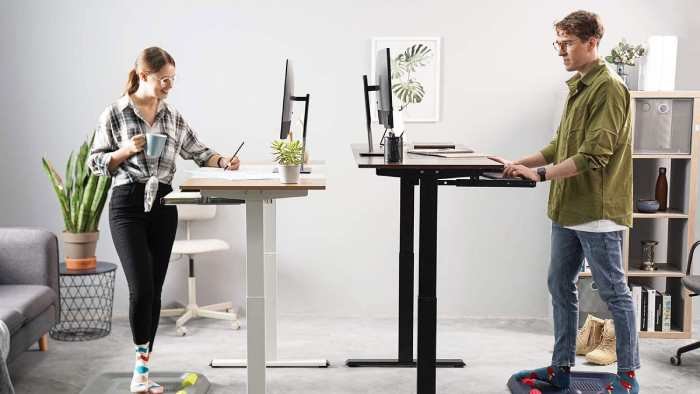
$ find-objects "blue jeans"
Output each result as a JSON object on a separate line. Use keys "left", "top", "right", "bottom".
{"left": 549, "top": 222, "right": 640, "bottom": 371}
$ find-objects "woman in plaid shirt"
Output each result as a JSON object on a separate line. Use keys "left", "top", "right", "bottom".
{"left": 88, "top": 47, "right": 238, "bottom": 393}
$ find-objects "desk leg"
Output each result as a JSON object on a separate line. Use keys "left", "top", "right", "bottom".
{"left": 246, "top": 200, "right": 266, "bottom": 394}
{"left": 210, "top": 200, "right": 328, "bottom": 369}
{"left": 398, "top": 176, "right": 415, "bottom": 363}
{"left": 264, "top": 200, "right": 278, "bottom": 362}
{"left": 346, "top": 176, "right": 463, "bottom": 369}
{"left": 417, "top": 176, "right": 437, "bottom": 394}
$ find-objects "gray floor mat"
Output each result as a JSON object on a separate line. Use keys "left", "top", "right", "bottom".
{"left": 80, "top": 371, "right": 210, "bottom": 394}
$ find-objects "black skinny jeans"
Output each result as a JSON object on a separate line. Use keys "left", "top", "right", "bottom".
{"left": 109, "top": 182, "right": 177, "bottom": 351}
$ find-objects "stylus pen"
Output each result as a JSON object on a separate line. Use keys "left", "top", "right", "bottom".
{"left": 224, "top": 141, "right": 244, "bottom": 169}
{"left": 232, "top": 141, "right": 245, "bottom": 158}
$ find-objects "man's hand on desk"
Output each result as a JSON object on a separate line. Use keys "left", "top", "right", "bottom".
{"left": 503, "top": 164, "right": 539, "bottom": 182}
{"left": 488, "top": 156, "right": 532, "bottom": 180}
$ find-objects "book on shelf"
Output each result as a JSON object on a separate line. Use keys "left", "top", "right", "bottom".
{"left": 640, "top": 287, "right": 648, "bottom": 331}
{"left": 630, "top": 285, "right": 642, "bottom": 332}
{"left": 655, "top": 292, "right": 663, "bottom": 332}
{"left": 661, "top": 292, "right": 672, "bottom": 332}
{"left": 646, "top": 287, "right": 656, "bottom": 332}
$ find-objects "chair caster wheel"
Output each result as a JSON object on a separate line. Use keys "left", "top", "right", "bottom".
{"left": 176, "top": 326, "right": 188, "bottom": 336}
{"left": 670, "top": 355, "right": 681, "bottom": 366}
{"left": 231, "top": 321, "right": 241, "bottom": 330}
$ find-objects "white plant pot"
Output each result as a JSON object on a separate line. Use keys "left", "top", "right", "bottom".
{"left": 278, "top": 164, "right": 301, "bottom": 184}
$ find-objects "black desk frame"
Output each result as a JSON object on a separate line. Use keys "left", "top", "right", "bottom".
{"left": 346, "top": 168, "right": 535, "bottom": 394}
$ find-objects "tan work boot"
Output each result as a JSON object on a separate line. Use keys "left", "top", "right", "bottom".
{"left": 585, "top": 319, "right": 617, "bottom": 365}
{"left": 576, "top": 315, "right": 605, "bottom": 355}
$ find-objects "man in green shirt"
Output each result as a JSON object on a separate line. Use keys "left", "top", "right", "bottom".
{"left": 493, "top": 10, "right": 639, "bottom": 393}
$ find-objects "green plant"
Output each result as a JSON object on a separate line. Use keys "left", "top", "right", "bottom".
{"left": 391, "top": 44, "right": 433, "bottom": 111}
{"left": 41, "top": 131, "right": 112, "bottom": 233}
{"left": 605, "top": 39, "right": 647, "bottom": 66}
{"left": 271, "top": 139, "right": 304, "bottom": 166}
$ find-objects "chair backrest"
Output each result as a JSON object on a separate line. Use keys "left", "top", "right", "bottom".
{"left": 177, "top": 205, "right": 217, "bottom": 222}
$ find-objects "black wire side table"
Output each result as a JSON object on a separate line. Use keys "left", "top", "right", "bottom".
{"left": 50, "top": 262, "right": 118, "bottom": 341}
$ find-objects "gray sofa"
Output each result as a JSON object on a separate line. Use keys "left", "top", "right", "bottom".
{"left": 0, "top": 227, "right": 59, "bottom": 363}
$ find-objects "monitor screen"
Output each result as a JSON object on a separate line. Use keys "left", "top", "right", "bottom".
{"left": 280, "top": 59, "right": 294, "bottom": 139}
{"left": 375, "top": 48, "right": 393, "bottom": 129}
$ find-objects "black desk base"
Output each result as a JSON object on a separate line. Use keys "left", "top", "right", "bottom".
{"left": 346, "top": 358, "right": 465, "bottom": 368}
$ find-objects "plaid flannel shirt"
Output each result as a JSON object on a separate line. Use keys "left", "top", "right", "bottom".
{"left": 88, "top": 95, "right": 217, "bottom": 188}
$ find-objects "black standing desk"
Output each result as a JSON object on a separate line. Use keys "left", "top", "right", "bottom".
{"left": 348, "top": 144, "right": 536, "bottom": 394}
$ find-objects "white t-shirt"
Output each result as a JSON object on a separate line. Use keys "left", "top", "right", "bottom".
{"left": 564, "top": 219, "right": 627, "bottom": 233}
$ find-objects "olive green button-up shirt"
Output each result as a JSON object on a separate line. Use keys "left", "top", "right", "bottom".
{"left": 539, "top": 59, "right": 633, "bottom": 227}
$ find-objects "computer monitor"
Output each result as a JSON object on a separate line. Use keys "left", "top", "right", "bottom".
{"left": 280, "top": 59, "right": 294, "bottom": 140}
{"left": 375, "top": 48, "right": 394, "bottom": 129}
{"left": 279, "top": 59, "right": 311, "bottom": 173}
{"left": 360, "top": 48, "right": 394, "bottom": 156}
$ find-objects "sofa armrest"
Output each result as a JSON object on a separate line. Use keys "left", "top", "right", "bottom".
{"left": 0, "top": 227, "right": 59, "bottom": 297}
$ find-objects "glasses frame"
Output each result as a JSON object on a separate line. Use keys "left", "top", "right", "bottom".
{"left": 552, "top": 39, "right": 580, "bottom": 53}
{"left": 147, "top": 73, "right": 176, "bottom": 87}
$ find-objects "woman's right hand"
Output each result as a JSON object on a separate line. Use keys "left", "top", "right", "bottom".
{"left": 125, "top": 134, "right": 146, "bottom": 156}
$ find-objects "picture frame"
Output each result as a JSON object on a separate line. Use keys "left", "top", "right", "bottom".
{"left": 371, "top": 36, "right": 441, "bottom": 122}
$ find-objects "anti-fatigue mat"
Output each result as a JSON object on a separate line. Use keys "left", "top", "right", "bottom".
{"left": 507, "top": 371, "right": 618, "bottom": 394}
{"left": 80, "top": 371, "right": 210, "bottom": 394}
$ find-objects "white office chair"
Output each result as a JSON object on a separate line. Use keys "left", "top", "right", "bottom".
{"left": 161, "top": 205, "right": 241, "bottom": 336}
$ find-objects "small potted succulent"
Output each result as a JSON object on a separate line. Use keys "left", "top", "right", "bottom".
{"left": 271, "top": 139, "right": 304, "bottom": 184}
{"left": 605, "top": 38, "right": 647, "bottom": 85}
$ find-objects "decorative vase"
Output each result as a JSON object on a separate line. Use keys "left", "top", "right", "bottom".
{"left": 278, "top": 164, "right": 301, "bottom": 184}
{"left": 639, "top": 240, "right": 659, "bottom": 271}
{"left": 62, "top": 231, "right": 98, "bottom": 270}
{"left": 655, "top": 167, "right": 668, "bottom": 211}
{"left": 615, "top": 63, "right": 628, "bottom": 85}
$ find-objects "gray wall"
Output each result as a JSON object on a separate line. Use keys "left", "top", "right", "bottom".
{"left": 1, "top": 0, "right": 698, "bottom": 320}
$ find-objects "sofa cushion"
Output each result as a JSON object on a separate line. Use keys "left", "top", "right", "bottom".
{"left": 0, "top": 285, "right": 56, "bottom": 322}
{"left": 0, "top": 308, "right": 23, "bottom": 335}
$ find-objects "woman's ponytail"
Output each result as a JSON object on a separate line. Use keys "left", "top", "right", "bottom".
{"left": 124, "top": 68, "right": 140, "bottom": 96}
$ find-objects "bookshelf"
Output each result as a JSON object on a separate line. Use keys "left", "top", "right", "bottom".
{"left": 627, "top": 91, "right": 700, "bottom": 339}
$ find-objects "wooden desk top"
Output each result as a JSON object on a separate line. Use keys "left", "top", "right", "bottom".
{"left": 180, "top": 176, "right": 326, "bottom": 192}
{"left": 350, "top": 144, "right": 504, "bottom": 171}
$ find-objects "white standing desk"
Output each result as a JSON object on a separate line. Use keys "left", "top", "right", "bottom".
{"left": 165, "top": 169, "right": 327, "bottom": 394}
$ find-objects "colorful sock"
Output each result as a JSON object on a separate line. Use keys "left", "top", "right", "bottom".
{"left": 511, "top": 365, "right": 571, "bottom": 389}
{"left": 605, "top": 371, "right": 639, "bottom": 394}
{"left": 130, "top": 343, "right": 150, "bottom": 393}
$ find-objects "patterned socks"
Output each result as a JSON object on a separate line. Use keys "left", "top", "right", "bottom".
{"left": 130, "top": 344, "right": 150, "bottom": 392}
{"left": 605, "top": 371, "right": 639, "bottom": 394}
{"left": 130, "top": 343, "right": 164, "bottom": 393}
{"left": 511, "top": 365, "right": 571, "bottom": 390}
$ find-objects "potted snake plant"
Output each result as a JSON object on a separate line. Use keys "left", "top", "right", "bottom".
{"left": 42, "top": 131, "right": 111, "bottom": 270}
{"left": 271, "top": 139, "right": 304, "bottom": 184}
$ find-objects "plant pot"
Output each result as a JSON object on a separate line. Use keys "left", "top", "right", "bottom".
{"left": 278, "top": 164, "right": 301, "bottom": 184}
{"left": 62, "top": 231, "right": 99, "bottom": 270}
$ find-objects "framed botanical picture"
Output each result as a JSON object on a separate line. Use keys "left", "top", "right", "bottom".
{"left": 371, "top": 37, "right": 441, "bottom": 122}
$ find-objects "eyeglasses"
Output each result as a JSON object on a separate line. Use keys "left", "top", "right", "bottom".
{"left": 552, "top": 40, "right": 579, "bottom": 52}
{"left": 148, "top": 74, "right": 176, "bottom": 86}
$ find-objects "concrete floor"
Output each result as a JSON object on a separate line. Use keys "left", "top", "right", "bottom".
{"left": 8, "top": 316, "right": 700, "bottom": 393}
